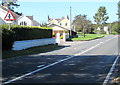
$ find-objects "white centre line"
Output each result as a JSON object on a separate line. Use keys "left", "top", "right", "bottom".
{"left": 37, "top": 65, "right": 45, "bottom": 68}
{"left": 3, "top": 36, "right": 117, "bottom": 84}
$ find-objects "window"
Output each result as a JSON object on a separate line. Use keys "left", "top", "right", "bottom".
{"left": 60, "top": 23, "right": 62, "bottom": 26}
{"left": 20, "top": 21, "right": 27, "bottom": 26}
{"left": 65, "top": 23, "right": 67, "bottom": 26}
{"left": 24, "top": 22, "right": 26, "bottom": 25}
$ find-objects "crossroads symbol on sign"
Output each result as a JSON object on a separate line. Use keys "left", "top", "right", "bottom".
{"left": 4, "top": 10, "right": 16, "bottom": 21}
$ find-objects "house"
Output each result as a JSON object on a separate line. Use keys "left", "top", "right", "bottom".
{"left": 48, "top": 16, "right": 71, "bottom": 35}
{"left": 48, "top": 16, "right": 70, "bottom": 29}
{"left": 17, "top": 15, "right": 40, "bottom": 27}
{"left": 0, "top": 5, "right": 40, "bottom": 27}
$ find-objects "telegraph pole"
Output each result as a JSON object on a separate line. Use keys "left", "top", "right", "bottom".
{"left": 70, "top": 6, "right": 72, "bottom": 38}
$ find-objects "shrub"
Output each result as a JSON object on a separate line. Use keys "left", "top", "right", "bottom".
{"left": 112, "top": 22, "right": 120, "bottom": 34}
{"left": 2, "top": 29, "right": 15, "bottom": 50}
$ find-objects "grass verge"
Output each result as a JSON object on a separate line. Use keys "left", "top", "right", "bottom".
{"left": 67, "top": 34, "right": 106, "bottom": 41}
{"left": 2, "top": 44, "right": 60, "bottom": 59}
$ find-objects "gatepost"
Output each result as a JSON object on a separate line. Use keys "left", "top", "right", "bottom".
{"left": 56, "top": 33, "right": 60, "bottom": 44}
{"left": 63, "top": 32, "right": 66, "bottom": 42}
{"left": 104, "top": 26, "right": 109, "bottom": 34}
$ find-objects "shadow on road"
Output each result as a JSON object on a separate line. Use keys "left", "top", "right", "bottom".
{"left": 2, "top": 54, "right": 119, "bottom": 84}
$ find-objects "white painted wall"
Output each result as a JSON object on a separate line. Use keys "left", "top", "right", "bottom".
{"left": 56, "top": 33, "right": 60, "bottom": 43}
{"left": 59, "top": 17, "right": 70, "bottom": 30}
{"left": 12, "top": 38, "right": 56, "bottom": 50}
{"left": 52, "top": 26, "right": 65, "bottom": 31}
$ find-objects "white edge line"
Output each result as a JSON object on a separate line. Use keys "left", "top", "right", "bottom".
{"left": 3, "top": 36, "right": 116, "bottom": 85}
{"left": 102, "top": 56, "right": 119, "bottom": 85}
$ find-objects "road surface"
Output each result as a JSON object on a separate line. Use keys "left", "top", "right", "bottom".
{"left": 2, "top": 35, "right": 120, "bottom": 85}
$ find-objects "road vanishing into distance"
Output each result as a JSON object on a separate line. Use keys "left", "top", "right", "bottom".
{"left": 2, "top": 35, "right": 120, "bottom": 85}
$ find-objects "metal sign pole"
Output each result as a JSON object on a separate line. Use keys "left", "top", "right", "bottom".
{"left": 70, "top": 6, "right": 72, "bottom": 38}
{"left": 8, "top": 23, "right": 11, "bottom": 30}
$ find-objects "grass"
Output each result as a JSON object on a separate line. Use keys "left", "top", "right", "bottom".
{"left": 68, "top": 34, "right": 106, "bottom": 41}
{"left": 2, "top": 44, "right": 60, "bottom": 59}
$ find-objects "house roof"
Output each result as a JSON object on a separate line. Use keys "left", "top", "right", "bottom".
{"left": 0, "top": 6, "right": 20, "bottom": 19}
{"left": 18, "top": 15, "right": 31, "bottom": 21}
{"left": 49, "top": 17, "right": 65, "bottom": 22}
{"left": 33, "top": 20, "right": 40, "bottom": 26}
{"left": 48, "top": 23, "right": 69, "bottom": 31}
{"left": 26, "top": 16, "right": 33, "bottom": 20}
{"left": 18, "top": 15, "right": 34, "bottom": 21}
{"left": 0, "top": 17, "right": 6, "bottom": 24}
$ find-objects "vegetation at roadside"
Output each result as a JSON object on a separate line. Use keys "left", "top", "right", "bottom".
{"left": 2, "top": 44, "right": 60, "bottom": 59}
{"left": 111, "top": 22, "right": 120, "bottom": 34}
{"left": 67, "top": 34, "right": 105, "bottom": 41}
{"left": 72, "top": 14, "right": 92, "bottom": 37}
{"left": 93, "top": 6, "right": 109, "bottom": 27}
{"left": 1, "top": 0, "right": 22, "bottom": 15}
{"left": 72, "top": 5, "right": 120, "bottom": 35}
{"left": 1, "top": 25, "right": 52, "bottom": 50}
{"left": 0, "top": 24, "right": 52, "bottom": 30}
{"left": 117, "top": 1, "right": 120, "bottom": 19}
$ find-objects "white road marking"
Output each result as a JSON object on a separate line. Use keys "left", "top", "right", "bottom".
{"left": 102, "top": 56, "right": 119, "bottom": 85}
{"left": 37, "top": 65, "right": 45, "bottom": 68}
{"left": 3, "top": 36, "right": 117, "bottom": 84}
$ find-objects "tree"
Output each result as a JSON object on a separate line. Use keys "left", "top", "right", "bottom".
{"left": 93, "top": 6, "right": 109, "bottom": 33}
{"left": 73, "top": 14, "right": 92, "bottom": 37}
{"left": 40, "top": 22, "right": 48, "bottom": 27}
{"left": 117, "top": 1, "right": 120, "bottom": 21}
{"left": 1, "top": 0, "right": 20, "bottom": 11}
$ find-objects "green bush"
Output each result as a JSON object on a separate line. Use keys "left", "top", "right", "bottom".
{"left": 112, "top": 22, "right": 120, "bottom": 34}
{"left": 1, "top": 25, "right": 52, "bottom": 50}
{"left": 2, "top": 29, "right": 15, "bottom": 50}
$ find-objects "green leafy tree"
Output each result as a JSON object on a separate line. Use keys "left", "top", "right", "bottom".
{"left": 40, "top": 22, "right": 48, "bottom": 27}
{"left": 93, "top": 6, "right": 109, "bottom": 33}
{"left": 2, "top": 0, "right": 20, "bottom": 11}
{"left": 73, "top": 14, "right": 92, "bottom": 37}
{"left": 1, "top": 0, "right": 22, "bottom": 15}
{"left": 117, "top": 1, "right": 120, "bottom": 21}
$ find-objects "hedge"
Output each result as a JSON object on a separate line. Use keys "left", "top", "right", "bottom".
{"left": 1, "top": 25, "right": 52, "bottom": 50}
{"left": 2, "top": 29, "right": 15, "bottom": 50}
{"left": 112, "top": 22, "right": 120, "bottom": 34}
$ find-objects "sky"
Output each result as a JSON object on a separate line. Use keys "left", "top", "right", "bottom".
{"left": 11, "top": 0, "right": 119, "bottom": 24}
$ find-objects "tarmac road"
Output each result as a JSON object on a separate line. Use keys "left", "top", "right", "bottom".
{"left": 2, "top": 35, "right": 120, "bottom": 84}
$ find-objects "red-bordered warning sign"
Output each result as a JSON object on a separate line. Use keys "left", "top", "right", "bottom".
{"left": 4, "top": 10, "right": 16, "bottom": 21}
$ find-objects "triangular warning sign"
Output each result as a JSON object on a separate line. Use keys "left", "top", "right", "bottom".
{"left": 4, "top": 10, "right": 16, "bottom": 21}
